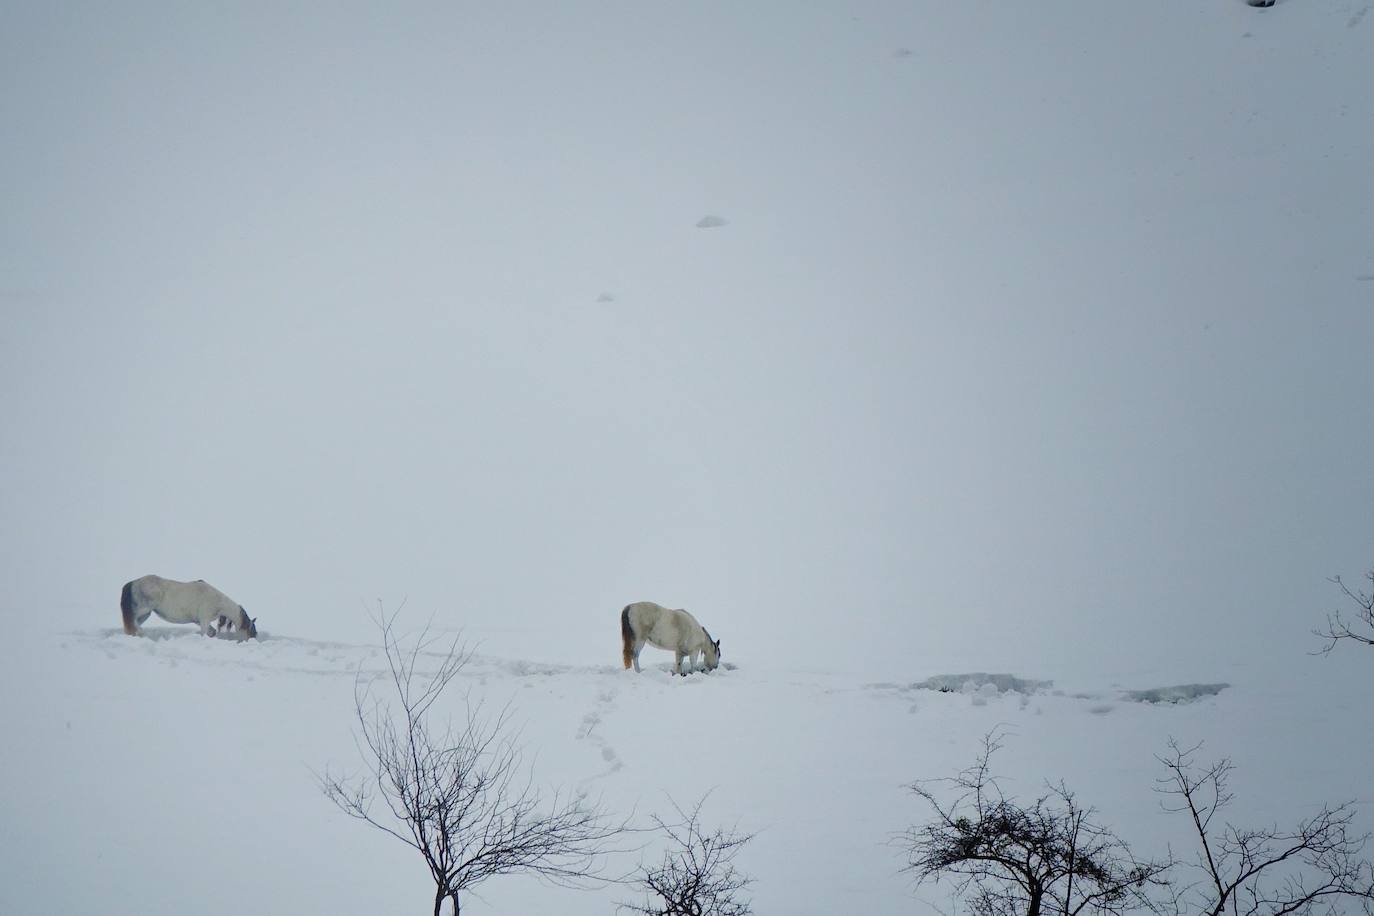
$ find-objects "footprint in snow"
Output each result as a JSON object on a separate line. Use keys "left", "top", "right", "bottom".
{"left": 575, "top": 687, "right": 624, "bottom": 787}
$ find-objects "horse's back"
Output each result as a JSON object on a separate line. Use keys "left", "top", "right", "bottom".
{"left": 126, "top": 574, "right": 167, "bottom": 604}
{"left": 128, "top": 574, "right": 235, "bottom": 622}
{"left": 128, "top": 573, "right": 199, "bottom": 601}
{"left": 626, "top": 601, "right": 701, "bottom": 649}
{"left": 624, "top": 601, "right": 669, "bottom": 634}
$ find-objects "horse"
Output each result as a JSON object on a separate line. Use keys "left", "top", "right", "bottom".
{"left": 120, "top": 575, "right": 258, "bottom": 641}
{"left": 620, "top": 601, "right": 720, "bottom": 675}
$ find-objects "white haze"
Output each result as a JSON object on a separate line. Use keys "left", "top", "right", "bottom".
{"left": 3, "top": 4, "right": 1374, "bottom": 916}
{"left": 3, "top": 3, "right": 1372, "bottom": 677}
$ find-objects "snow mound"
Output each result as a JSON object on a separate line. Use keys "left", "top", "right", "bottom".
{"left": 1120, "top": 683, "right": 1229, "bottom": 705}
{"left": 695, "top": 214, "right": 728, "bottom": 228}
{"left": 911, "top": 673, "right": 1054, "bottom": 695}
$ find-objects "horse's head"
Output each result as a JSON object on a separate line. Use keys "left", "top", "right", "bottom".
{"left": 239, "top": 606, "right": 258, "bottom": 640}
{"left": 702, "top": 630, "right": 721, "bottom": 671}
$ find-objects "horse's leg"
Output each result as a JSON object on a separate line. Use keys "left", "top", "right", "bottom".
{"left": 631, "top": 640, "right": 643, "bottom": 673}
{"left": 674, "top": 651, "right": 686, "bottom": 676}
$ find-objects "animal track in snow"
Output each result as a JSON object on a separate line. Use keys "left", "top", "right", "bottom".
{"left": 576, "top": 711, "right": 601, "bottom": 740}
{"left": 574, "top": 685, "right": 623, "bottom": 788}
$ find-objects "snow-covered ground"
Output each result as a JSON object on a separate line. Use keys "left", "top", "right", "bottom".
{"left": 2, "top": 0, "right": 1372, "bottom": 913}
{"left": 1, "top": 617, "right": 1369, "bottom": 915}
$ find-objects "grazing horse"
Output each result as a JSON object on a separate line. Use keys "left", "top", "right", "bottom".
{"left": 620, "top": 601, "right": 720, "bottom": 675}
{"left": 120, "top": 575, "right": 258, "bottom": 641}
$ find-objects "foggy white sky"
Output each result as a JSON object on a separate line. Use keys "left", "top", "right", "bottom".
{"left": 3, "top": 1, "right": 1371, "bottom": 679}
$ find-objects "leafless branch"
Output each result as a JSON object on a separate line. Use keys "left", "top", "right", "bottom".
{"left": 1312, "top": 568, "right": 1374, "bottom": 655}
{"left": 899, "top": 731, "right": 1173, "bottom": 916}
{"left": 1155, "top": 740, "right": 1374, "bottom": 916}
{"left": 320, "top": 604, "right": 630, "bottom": 916}
{"left": 621, "top": 794, "right": 755, "bottom": 916}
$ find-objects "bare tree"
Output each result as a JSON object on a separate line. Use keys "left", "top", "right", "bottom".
{"left": 1313, "top": 567, "right": 1374, "bottom": 655}
{"left": 1156, "top": 740, "right": 1374, "bottom": 916}
{"left": 320, "top": 607, "right": 627, "bottom": 916}
{"left": 899, "top": 732, "right": 1172, "bottom": 916}
{"left": 622, "top": 795, "right": 754, "bottom": 916}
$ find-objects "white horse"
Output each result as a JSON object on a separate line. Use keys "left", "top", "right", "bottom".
{"left": 620, "top": 601, "right": 720, "bottom": 675}
{"left": 120, "top": 575, "right": 258, "bottom": 640}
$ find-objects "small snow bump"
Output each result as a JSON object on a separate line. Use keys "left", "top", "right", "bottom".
{"left": 1121, "top": 683, "right": 1229, "bottom": 704}
{"left": 893, "top": 48, "right": 913, "bottom": 58}
{"left": 695, "top": 215, "right": 728, "bottom": 228}
{"left": 912, "top": 673, "right": 1053, "bottom": 695}
{"left": 596, "top": 291, "right": 616, "bottom": 302}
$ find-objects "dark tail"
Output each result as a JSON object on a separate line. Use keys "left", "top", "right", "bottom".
{"left": 120, "top": 581, "right": 136, "bottom": 635}
{"left": 621, "top": 605, "right": 634, "bottom": 669}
